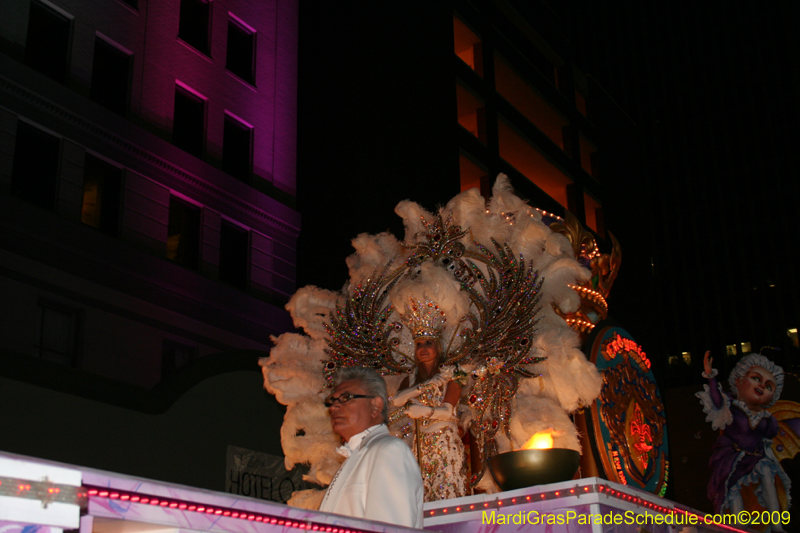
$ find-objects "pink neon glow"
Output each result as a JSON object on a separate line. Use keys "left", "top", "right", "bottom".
{"left": 179, "top": 503, "right": 187, "bottom": 509}
{"left": 160, "top": 501, "right": 168, "bottom": 507}
{"left": 169, "top": 503, "right": 178, "bottom": 508}
{"left": 99, "top": 491, "right": 108, "bottom": 497}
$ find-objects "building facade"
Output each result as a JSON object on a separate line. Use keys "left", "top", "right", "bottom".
{"left": 0, "top": 0, "right": 297, "bottom": 490}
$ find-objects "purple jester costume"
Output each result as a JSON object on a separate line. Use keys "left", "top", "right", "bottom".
{"left": 696, "top": 353, "right": 791, "bottom": 516}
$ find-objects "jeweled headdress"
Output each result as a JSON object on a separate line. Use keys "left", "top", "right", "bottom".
{"left": 402, "top": 296, "right": 446, "bottom": 339}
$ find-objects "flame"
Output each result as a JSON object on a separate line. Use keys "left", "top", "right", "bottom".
{"left": 520, "top": 430, "right": 555, "bottom": 450}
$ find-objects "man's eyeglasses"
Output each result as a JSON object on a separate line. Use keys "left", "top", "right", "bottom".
{"left": 324, "top": 393, "right": 374, "bottom": 407}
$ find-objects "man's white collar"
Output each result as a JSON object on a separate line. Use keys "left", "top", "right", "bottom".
{"left": 336, "top": 424, "right": 384, "bottom": 458}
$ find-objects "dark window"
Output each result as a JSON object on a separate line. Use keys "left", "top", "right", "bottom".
{"left": 178, "top": 0, "right": 211, "bottom": 55}
{"left": 173, "top": 86, "right": 206, "bottom": 159}
{"left": 37, "top": 300, "right": 80, "bottom": 366}
{"left": 166, "top": 196, "right": 200, "bottom": 269}
{"left": 25, "top": 0, "right": 72, "bottom": 82}
{"left": 219, "top": 220, "right": 248, "bottom": 289}
{"left": 81, "top": 154, "right": 122, "bottom": 236}
{"left": 222, "top": 114, "right": 253, "bottom": 182}
{"left": 161, "top": 338, "right": 197, "bottom": 379}
{"left": 226, "top": 18, "right": 255, "bottom": 84}
{"left": 91, "top": 37, "right": 132, "bottom": 116}
{"left": 119, "top": 0, "right": 138, "bottom": 8}
{"left": 11, "top": 121, "right": 60, "bottom": 211}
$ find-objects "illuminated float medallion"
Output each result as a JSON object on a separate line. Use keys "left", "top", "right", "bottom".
{"left": 488, "top": 430, "right": 580, "bottom": 491}
{"left": 586, "top": 324, "right": 669, "bottom": 496}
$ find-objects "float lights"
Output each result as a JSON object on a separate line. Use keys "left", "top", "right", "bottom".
{"left": 83, "top": 485, "right": 377, "bottom": 533}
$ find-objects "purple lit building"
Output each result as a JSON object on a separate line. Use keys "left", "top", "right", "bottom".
{"left": 0, "top": 0, "right": 298, "bottom": 491}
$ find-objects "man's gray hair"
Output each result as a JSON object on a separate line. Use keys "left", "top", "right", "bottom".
{"left": 334, "top": 366, "right": 389, "bottom": 422}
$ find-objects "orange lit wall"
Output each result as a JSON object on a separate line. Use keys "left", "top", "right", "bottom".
{"left": 575, "top": 91, "right": 587, "bottom": 116}
{"left": 579, "top": 133, "right": 596, "bottom": 176}
{"left": 454, "top": 16, "right": 482, "bottom": 75}
{"left": 495, "top": 54, "right": 567, "bottom": 149}
{"left": 584, "top": 192, "right": 602, "bottom": 235}
{"left": 498, "top": 119, "right": 572, "bottom": 207}
{"left": 456, "top": 83, "right": 484, "bottom": 141}
{"left": 459, "top": 153, "right": 486, "bottom": 193}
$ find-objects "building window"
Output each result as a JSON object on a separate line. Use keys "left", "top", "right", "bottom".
{"left": 166, "top": 196, "right": 200, "bottom": 269}
{"left": 25, "top": 0, "right": 72, "bottom": 82}
{"left": 226, "top": 16, "right": 255, "bottom": 84}
{"left": 161, "top": 338, "right": 197, "bottom": 379}
{"left": 37, "top": 299, "right": 79, "bottom": 366}
{"left": 119, "top": 0, "right": 138, "bottom": 9}
{"left": 498, "top": 117, "right": 572, "bottom": 208}
{"left": 222, "top": 113, "right": 253, "bottom": 182}
{"left": 575, "top": 91, "right": 587, "bottom": 116}
{"left": 453, "top": 15, "right": 482, "bottom": 77}
{"left": 219, "top": 220, "right": 249, "bottom": 290}
{"left": 456, "top": 82, "right": 486, "bottom": 143}
{"left": 81, "top": 154, "right": 122, "bottom": 236}
{"left": 583, "top": 193, "right": 603, "bottom": 237}
{"left": 11, "top": 121, "right": 60, "bottom": 211}
{"left": 579, "top": 133, "right": 596, "bottom": 177}
{"left": 91, "top": 35, "right": 133, "bottom": 116}
{"left": 173, "top": 84, "right": 206, "bottom": 159}
{"left": 179, "top": 0, "right": 211, "bottom": 55}
{"left": 459, "top": 153, "right": 489, "bottom": 197}
{"left": 495, "top": 54, "right": 567, "bottom": 150}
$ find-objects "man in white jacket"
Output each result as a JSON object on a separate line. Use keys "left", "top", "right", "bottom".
{"left": 318, "top": 366, "right": 423, "bottom": 528}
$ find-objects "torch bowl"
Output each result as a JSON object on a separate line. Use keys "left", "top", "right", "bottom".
{"left": 488, "top": 448, "right": 580, "bottom": 491}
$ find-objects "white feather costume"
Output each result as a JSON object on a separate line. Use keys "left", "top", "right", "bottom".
{"left": 260, "top": 175, "right": 603, "bottom": 506}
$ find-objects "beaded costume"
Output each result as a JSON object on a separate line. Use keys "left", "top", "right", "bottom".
{"left": 410, "top": 373, "right": 468, "bottom": 501}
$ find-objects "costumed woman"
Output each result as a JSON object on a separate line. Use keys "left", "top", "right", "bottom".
{"left": 389, "top": 298, "right": 469, "bottom": 502}
{"left": 697, "top": 351, "right": 791, "bottom": 526}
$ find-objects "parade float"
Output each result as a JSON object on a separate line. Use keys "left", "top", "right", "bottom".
{"left": 2, "top": 177, "right": 744, "bottom": 533}
{"left": 260, "top": 175, "right": 668, "bottom": 508}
